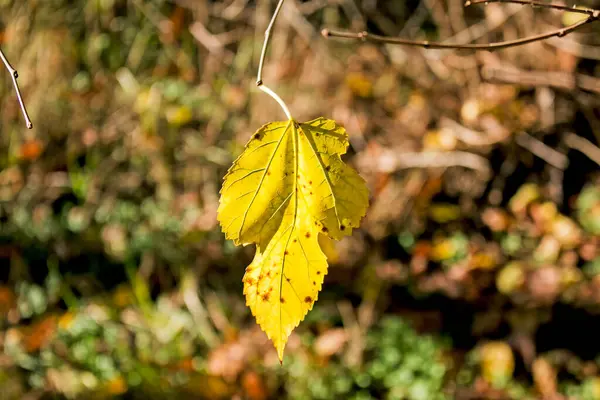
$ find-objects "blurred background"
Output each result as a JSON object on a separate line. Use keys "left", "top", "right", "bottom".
{"left": 1, "top": 0, "right": 600, "bottom": 399}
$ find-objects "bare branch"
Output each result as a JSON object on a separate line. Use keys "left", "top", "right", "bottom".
{"left": 256, "top": 0, "right": 292, "bottom": 119}
{"left": 0, "top": 48, "right": 32, "bottom": 129}
{"left": 565, "top": 133, "right": 600, "bottom": 166}
{"left": 515, "top": 132, "right": 569, "bottom": 169}
{"left": 467, "top": 0, "right": 597, "bottom": 15}
{"left": 373, "top": 149, "right": 491, "bottom": 177}
{"left": 322, "top": 0, "right": 599, "bottom": 52}
{"left": 482, "top": 65, "right": 600, "bottom": 95}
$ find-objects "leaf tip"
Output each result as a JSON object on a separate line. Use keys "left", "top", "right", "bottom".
{"left": 275, "top": 334, "right": 290, "bottom": 363}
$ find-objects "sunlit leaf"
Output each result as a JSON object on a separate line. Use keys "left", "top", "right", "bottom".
{"left": 218, "top": 118, "right": 369, "bottom": 360}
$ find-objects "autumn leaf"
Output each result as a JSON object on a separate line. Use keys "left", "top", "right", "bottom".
{"left": 218, "top": 117, "right": 369, "bottom": 360}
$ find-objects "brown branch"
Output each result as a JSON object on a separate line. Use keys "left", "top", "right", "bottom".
{"left": 565, "top": 133, "right": 600, "bottom": 166}
{"left": 372, "top": 149, "right": 491, "bottom": 177}
{"left": 482, "top": 65, "right": 600, "bottom": 95}
{"left": 322, "top": 0, "right": 600, "bottom": 52}
{"left": 467, "top": 0, "right": 597, "bottom": 15}
{"left": 515, "top": 132, "right": 569, "bottom": 170}
{"left": 0, "top": 48, "right": 32, "bottom": 129}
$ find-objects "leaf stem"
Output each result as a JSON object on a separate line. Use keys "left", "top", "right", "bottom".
{"left": 256, "top": 0, "right": 292, "bottom": 120}
{"left": 322, "top": 0, "right": 599, "bottom": 51}
{"left": 259, "top": 84, "right": 292, "bottom": 120}
{"left": 1, "top": 47, "right": 32, "bottom": 129}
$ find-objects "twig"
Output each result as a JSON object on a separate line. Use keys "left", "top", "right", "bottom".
{"left": 482, "top": 65, "right": 600, "bottom": 95}
{"left": 547, "top": 35, "right": 600, "bottom": 61}
{"left": 374, "top": 150, "right": 491, "bottom": 177}
{"left": 256, "top": 0, "right": 292, "bottom": 120}
{"left": 322, "top": 0, "right": 600, "bottom": 52}
{"left": 440, "top": 117, "right": 509, "bottom": 146}
{"left": 467, "top": 0, "right": 596, "bottom": 15}
{"left": 565, "top": 133, "right": 600, "bottom": 166}
{"left": 0, "top": 48, "right": 32, "bottom": 129}
{"left": 515, "top": 132, "right": 569, "bottom": 169}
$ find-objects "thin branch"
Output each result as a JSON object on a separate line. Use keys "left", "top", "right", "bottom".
{"left": 374, "top": 149, "right": 491, "bottom": 177}
{"left": 257, "top": 0, "right": 285, "bottom": 86}
{"left": 482, "top": 65, "right": 600, "bottom": 95}
{"left": 322, "top": 0, "right": 600, "bottom": 52}
{"left": 440, "top": 117, "right": 509, "bottom": 146}
{"left": 547, "top": 35, "right": 600, "bottom": 60}
{"left": 515, "top": 132, "right": 569, "bottom": 170}
{"left": 565, "top": 133, "right": 600, "bottom": 166}
{"left": 255, "top": 0, "right": 292, "bottom": 120}
{"left": 0, "top": 48, "right": 32, "bottom": 129}
{"left": 467, "top": 0, "right": 597, "bottom": 15}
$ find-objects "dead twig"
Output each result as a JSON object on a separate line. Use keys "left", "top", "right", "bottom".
{"left": 547, "top": 36, "right": 600, "bottom": 60}
{"left": 0, "top": 48, "right": 32, "bottom": 129}
{"left": 322, "top": 0, "right": 599, "bottom": 52}
{"left": 373, "top": 150, "right": 491, "bottom": 178}
{"left": 565, "top": 133, "right": 600, "bottom": 166}
{"left": 440, "top": 117, "right": 509, "bottom": 147}
{"left": 467, "top": 0, "right": 595, "bottom": 14}
{"left": 482, "top": 65, "right": 600, "bottom": 95}
{"left": 515, "top": 132, "right": 569, "bottom": 170}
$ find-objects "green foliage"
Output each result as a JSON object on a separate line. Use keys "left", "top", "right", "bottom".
{"left": 576, "top": 185, "right": 600, "bottom": 235}
{"left": 285, "top": 317, "right": 449, "bottom": 400}
{"left": 3, "top": 293, "right": 211, "bottom": 399}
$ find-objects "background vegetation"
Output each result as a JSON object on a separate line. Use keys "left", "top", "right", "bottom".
{"left": 1, "top": 0, "right": 600, "bottom": 399}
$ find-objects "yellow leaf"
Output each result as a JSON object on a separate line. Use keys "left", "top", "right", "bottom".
{"left": 218, "top": 118, "right": 368, "bottom": 360}
{"left": 562, "top": 8, "right": 589, "bottom": 26}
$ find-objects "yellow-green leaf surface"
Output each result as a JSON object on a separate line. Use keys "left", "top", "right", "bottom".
{"left": 217, "top": 118, "right": 369, "bottom": 361}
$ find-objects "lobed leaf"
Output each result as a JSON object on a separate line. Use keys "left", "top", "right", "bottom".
{"left": 218, "top": 117, "right": 369, "bottom": 361}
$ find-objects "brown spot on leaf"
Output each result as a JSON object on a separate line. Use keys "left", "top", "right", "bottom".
{"left": 254, "top": 133, "right": 261, "bottom": 140}
{"left": 244, "top": 277, "right": 255, "bottom": 286}
{"left": 340, "top": 225, "right": 346, "bottom": 231}
{"left": 321, "top": 227, "right": 329, "bottom": 233}
{"left": 305, "top": 232, "right": 311, "bottom": 238}
{"left": 309, "top": 181, "right": 313, "bottom": 185}
{"left": 280, "top": 297, "right": 285, "bottom": 303}
{"left": 261, "top": 293, "right": 270, "bottom": 302}
{"left": 284, "top": 250, "right": 289, "bottom": 255}
{"left": 317, "top": 271, "right": 321, "bottom": 275}
{"left": 286, "top": 277, "right": 291, "bottom": 282}
{"left": 313, "top": 281, "right": 316, "bottom": 285}
{"left": 325, "top": 165, "right": 331, "bottom": 172}
{"left": 304, "top": 296, "right": 312, "bottom": 303}
{"left": 267, "top": 171, "right": 271, "bottom": 176}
